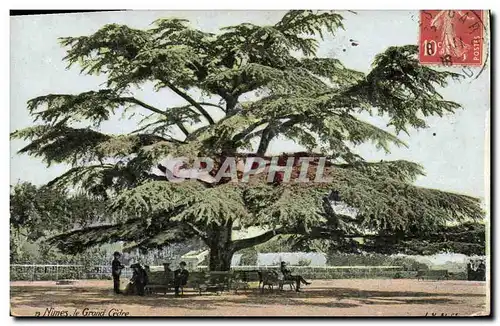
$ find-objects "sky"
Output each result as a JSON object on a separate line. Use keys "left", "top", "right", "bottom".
{"left": 10, "top": 10, "right": 490, "bottom": 198}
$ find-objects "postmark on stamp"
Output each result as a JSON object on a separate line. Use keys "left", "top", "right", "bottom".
{"left": 419, "top": 10, "right": 485, "bottom": 66}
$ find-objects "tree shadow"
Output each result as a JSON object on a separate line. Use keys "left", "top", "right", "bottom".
{"left": 265, "top": 286, "right": 486, "bottom": 299}
{"left": 10, "top": 284, "right": 485, "bottom": 312}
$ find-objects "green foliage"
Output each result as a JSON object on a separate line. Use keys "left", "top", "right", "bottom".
{"left": 239, "top": 250, "right": 258, "bottom": 266}
{"left": 325, "top": 252, "right": 428, "bottom": 270}
{"left": 10, "top": 182, "right": 111, "bottom": 263}
{"left": 337, "top": 160, "right": 425, "bottom": 183}
{"left": 257, "top": 235, "right": 295, "bottom": 253}
{"left": 299, "top": 58, "right": 364, "bottom": 88}
{"left": 316, "top": 166, "right": 481, "bottom": 232}
{"left": 11, "top": 11, "right": 485, "bottom": 267}
{"left": 27, "top": 90, "right": 126, "bottom": 125}
{"left": 110, "top": 180, "right": 206, "bottom": 217}
{"left": 175, "top": 184, "right": 249, "bottom": 225}
{"left": 13, "top": 126, "right": 110, "bottom": 166}
{"left": 349, "top": 45, "right": 463, "bottom": 134}
{"left": 319, "top": 221, "right": 486, "bottom": 256}
{"left": 237, "top": 235, "right": 293, "bottom": 266}
{"left": 10, "top": 182, "right": 106, "bottom": 236}
{"left": 297, "top": 258, "right": 312, "bottom": 266}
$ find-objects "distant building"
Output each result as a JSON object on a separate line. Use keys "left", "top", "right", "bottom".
{"left": 231, "top": 254, "right": 242, "bottom": 266}
{"left": 181, "top": 250, "right": 209, "bottom": 269}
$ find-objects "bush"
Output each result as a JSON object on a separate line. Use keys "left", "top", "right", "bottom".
{"left": 326, "top": 253, "right": 429, "bottom": 271}
{"left": 297, "top": 258, "right": 312, "bottom": 266}
{"left": 238, "top": 247, "right": 258, "bottom": 266}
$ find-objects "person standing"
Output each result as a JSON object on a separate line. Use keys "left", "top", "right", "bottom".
{"left": 111, "top": 251, "right": 125, "bottom": 294}
{"left": 174, "top": 261, "right": 190, "bottom": 296}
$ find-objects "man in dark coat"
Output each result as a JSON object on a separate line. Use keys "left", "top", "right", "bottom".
{"left": 174, "top": 261, "right": 189, "bottom": 296}
{"left": 163, "top": 262, "right": 172, "bottom": 273}
{"left": 111, "top": 251, "right": 125, "bottom": 294}
{"left": 130, "top": 263, "right": 148, "bottom": 296}
{"left": 280, "top": 261, "right": 311, "bottom": 292}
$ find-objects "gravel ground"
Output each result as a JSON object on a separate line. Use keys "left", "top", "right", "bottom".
{"left": 10, "top": 279, "right": 489, "bottom": 317}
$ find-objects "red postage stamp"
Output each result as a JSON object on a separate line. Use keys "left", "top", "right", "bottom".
{"left": 419, "top": 10, "right": 485, "bottom": 66}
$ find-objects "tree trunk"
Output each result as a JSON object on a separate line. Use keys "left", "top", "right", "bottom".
{"left": 207, "top": 222, "right": 234, "bottom": 271}
{"left": 208, "top": 242, "right": 233, "bottom": 271}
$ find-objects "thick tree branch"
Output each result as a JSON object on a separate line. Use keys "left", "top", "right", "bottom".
{"left": 176, "top": 122, "right": 190, "bottom": 138}
{"left": 120, "top": 97, "right": 168, "bottom": 116}
{"left": 232, "top": 225, "right": 373, "bottom": 252}
{"left": 130, "top": 120, "right": 165, "bottom": 134}
{"left": 185, "top": 222, "right": 208, "bottom": 241}
{"left": 224, "top": 96, "right": 239, "bottom": 114}
{"left": 199, "top": 102, "right": 226, "bottom": 112}
{"left": 256, "top": 117, "right": 302, "bottom": 155}
{"left": 257, "top": 127, "right": 273, "bottom": 155}
{"left": 164, "top": 81, "right": 216, "bottom": 125}
{"left": 232, "top": 115, "right": 303, "bottom": 153}
{"left": 120, "top": 97, "right": 190, "bottom": 137}
{"left": 232, "top": 119, "right": 270, "bottom": 143}
{"left": 187, "top": 106, "right": 247, "bottom": 142}
{"left": 232, "top": 228, "right": 285, "bottom": 251}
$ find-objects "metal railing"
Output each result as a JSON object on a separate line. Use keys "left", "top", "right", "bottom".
{"left": 14, "top": 263, "right": 450, "bottom": 282}
{"left": 10, "top": 264, "right": 136, "bottom": 281}
{"left": 195, "top": 265, "right": 407, "bottom": 279}
{"left": 11, "top": 264, "right": 407, "bottom": 281}
{"left": 11, "top": 264, "right": 471, "bottom": 281}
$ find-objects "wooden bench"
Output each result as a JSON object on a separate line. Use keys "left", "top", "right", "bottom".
{"left": 279, "top": 276, "right": 296, "bottom": 291}
{"left": 416, "top": 269, "right": 449, "bottom": 281}
{"left": 186, "top": 271, "right": 204, "bottom": 294}
{"left": 189, "top": 271, "right": 232, "bottom": 295}
{"left": 241, "top": 270, "right": 261, "bottom": 282}
{"left": 258, "top": 270, "right": 295, "bottom": 293}
{"left": 231, "top": 270, "right": 261, "bottom": 293}
{"left": 231, "top": 271, "right": 257, "bottom": 293}
{"left": 144, "top": 271, "right": 175, "bottom": 295}
{"left": 205, "top": 271, "right": 232, "bottom": 294}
